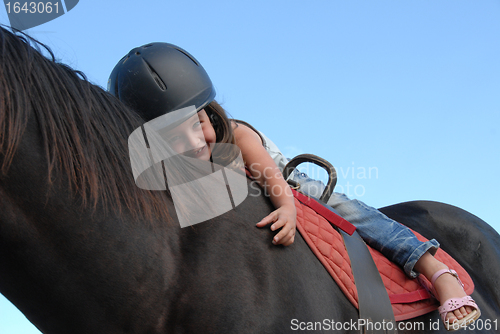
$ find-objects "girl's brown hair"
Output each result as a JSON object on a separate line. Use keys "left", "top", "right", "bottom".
{"left": 204, "top": 100, "right": 242, "bottom": 167}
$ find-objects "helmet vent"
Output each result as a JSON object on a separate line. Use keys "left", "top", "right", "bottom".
{"left": 143, "top": 59, "right": 167, "bottom": 91}
{"left": 120, "top": 55, "right": 129, "bottom": 64}
{"left": 175, "top": 47, "right": 200, "bottom": 66}
{"left": 153, "top": 74, "right": 167, "bottom": 91}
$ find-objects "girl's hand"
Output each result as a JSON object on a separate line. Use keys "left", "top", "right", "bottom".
{"left": 256, "top": 204, "right": 297, "bottom": 246}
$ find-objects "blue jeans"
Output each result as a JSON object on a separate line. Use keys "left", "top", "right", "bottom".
{"left": 290, "top": 171, "right": 439, "bottom": 278}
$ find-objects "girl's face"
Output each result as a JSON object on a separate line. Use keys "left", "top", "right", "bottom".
{"left": 164, "top": 109, "right": 216, "bottom": 161}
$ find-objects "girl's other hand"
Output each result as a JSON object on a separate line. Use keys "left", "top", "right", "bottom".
{"left": 256, "top": 205, "right": 296, "bottom": 246}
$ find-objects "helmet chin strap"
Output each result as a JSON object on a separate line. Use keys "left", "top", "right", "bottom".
{"left": 208, "top": 110, "right": 218, "bottom": 125}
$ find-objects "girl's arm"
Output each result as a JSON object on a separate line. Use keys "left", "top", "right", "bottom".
{"left": 232, "top": 122, "right": 296, "bottom": 246}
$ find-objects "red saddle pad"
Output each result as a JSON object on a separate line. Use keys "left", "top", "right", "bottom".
{"left": 294, "top": 197, "right": 474, "bottom": 321}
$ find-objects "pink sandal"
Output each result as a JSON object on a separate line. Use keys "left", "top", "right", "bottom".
{"left": 431, "top": 269, "right": 481, "bottom": 331}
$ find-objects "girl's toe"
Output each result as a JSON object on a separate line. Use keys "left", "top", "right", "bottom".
{"left": 453, "top": 308, "right": 464, "bottom": 320}
{"left": 446, "top": 312, "right": 458, "bottom": 323}
{"left": 461, "top": 306, "right": 469, "bottom": 317}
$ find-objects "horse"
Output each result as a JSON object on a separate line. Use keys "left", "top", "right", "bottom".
{"left": 0, "top": 26, "right": 499, "bottom": 333}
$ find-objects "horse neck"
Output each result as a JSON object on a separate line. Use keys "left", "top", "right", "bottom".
{"left": 0, "top": 117, "right": 180, "bottom": 333}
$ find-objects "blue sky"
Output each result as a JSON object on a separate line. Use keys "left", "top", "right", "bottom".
{"left": 1, "top": 1, "right": 499, "bottom": 332}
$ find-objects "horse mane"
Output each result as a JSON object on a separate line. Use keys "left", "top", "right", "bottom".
{"left": 0, "top": 26, "right": 172, "bottom": 223}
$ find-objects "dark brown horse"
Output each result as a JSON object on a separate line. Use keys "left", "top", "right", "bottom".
{"left": 0, "top": 27, "right": 499, "bottom": 333}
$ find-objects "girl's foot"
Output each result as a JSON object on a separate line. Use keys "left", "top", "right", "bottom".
{"left": 431, "top": 269, "right": 481, "bottom": 331}
{"left": 432, "top": 268, "right": 474, "bottom": 322}
{"left": 415, "top": 253, "right": 480, "bottom": 331}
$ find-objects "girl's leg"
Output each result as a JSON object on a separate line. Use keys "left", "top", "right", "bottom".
{"left": 327, "top": 192, "right": 439, "bottom": 278}
{"left": 414, "top": 252, "right": 474, "bottom": 323}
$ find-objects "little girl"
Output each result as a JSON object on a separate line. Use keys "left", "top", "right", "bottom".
{"left": 108, "top": 42, "right": 480, "bottom": 330}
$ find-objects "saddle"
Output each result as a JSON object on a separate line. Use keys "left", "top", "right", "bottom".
{"left": 284, "top": 154, "right": 474, "bottom": 322}
{"left": 293, "top": 192, "right": 474, "bottom": 321}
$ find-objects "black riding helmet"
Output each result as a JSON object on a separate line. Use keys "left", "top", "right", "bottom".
{"left": 108, "top": 42, "right": 215, "bottom": 122}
